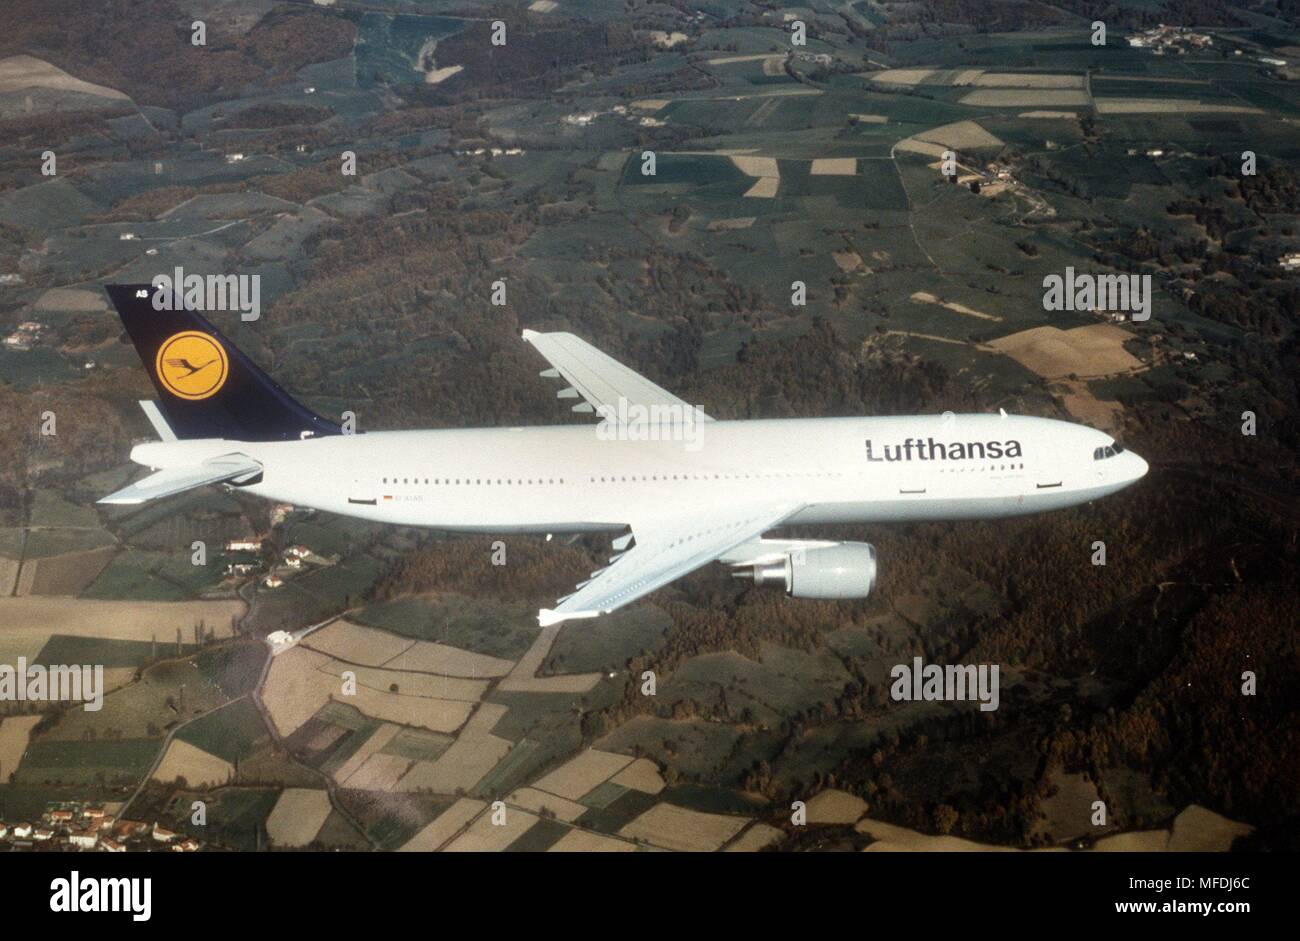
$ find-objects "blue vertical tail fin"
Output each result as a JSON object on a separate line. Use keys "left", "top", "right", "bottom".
{"left": 106, "top": 283, "right": 341, "bottom": 442}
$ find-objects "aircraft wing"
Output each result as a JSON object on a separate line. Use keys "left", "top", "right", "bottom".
{"left": 522, "top": 329, "right": 712, "bottom": 422}
{"left": 538, "top": 501, "right": 801, "bottom": 626}
{"left": 98, "top": 455, "right": 262, "bottom": 505}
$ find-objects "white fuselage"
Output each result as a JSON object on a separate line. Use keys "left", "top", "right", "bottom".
{"left": 130, "top": 413, "right": 1148, "bottom": 532}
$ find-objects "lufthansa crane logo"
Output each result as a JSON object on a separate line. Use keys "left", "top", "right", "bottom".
{"left": 155, "top": 331, "right": 229, "bottom": 400}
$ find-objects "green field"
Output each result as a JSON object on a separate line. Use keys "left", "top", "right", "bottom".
{"left": 353, "top": 593, "right": 540, "bottom": 659}
{"left": 35, "top": 634, "right": 198, "bottom": 668}
{"left": 175, "top": 698, "right": 269, "bottom": 764}
{"left": 14, "top": 739, "right": 160, "bottom": 788}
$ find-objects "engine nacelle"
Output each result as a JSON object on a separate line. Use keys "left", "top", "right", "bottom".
{"left": 736, "top": 542, "right": 877, "bottom": 600}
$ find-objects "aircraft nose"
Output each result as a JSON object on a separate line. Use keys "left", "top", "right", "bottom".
{"left": 1129, "top": 451, "right": 1149, "bottom": 481}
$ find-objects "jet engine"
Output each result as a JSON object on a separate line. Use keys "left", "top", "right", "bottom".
{"left": 732, "top": 542, "right": 877, "bottom": 599}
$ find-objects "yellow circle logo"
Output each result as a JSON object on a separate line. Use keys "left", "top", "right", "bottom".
{"left": 155, "top": 331, "right": 229, "bottom": 400}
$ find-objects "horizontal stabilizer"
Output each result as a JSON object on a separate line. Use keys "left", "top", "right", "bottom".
{"left": 98, "top": 455, "right": 262, "bottom": 505}
{"left": 537, "top": 608, "right": 600, "bottom": 628}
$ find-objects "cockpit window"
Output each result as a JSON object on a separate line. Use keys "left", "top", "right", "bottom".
{"left": 1093, "top": 443, "right": 1124, "bottom": 461}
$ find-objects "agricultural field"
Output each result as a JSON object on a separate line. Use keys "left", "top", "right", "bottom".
{"left": 0, "top": 0, "right": 1293, "bottom": 854}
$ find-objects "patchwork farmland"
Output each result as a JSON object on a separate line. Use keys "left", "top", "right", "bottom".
{"left": 0, "top": 0, "right": 1293, "bottom": 854}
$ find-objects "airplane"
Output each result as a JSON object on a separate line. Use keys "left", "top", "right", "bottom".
{"left": 101, "top": 283, "right": 1148, "bottom": 627}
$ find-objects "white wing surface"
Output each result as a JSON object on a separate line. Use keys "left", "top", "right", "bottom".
{"left": 522, "top": 329, "right": 712, "bottom": 422}
{"left": 538, "top": 501, "right": 801, "bottom": 626}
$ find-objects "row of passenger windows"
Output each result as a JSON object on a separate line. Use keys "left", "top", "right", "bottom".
{"left": 377, "top": 463, "right": 1051, "bottom": 489}
{"left": 376, "top": 467, "right": 1046, "bottom": 487}
{"left": 939, "top": 463, "right": 1025, "bottom": 472}
{"left": 1092, "top": 444, "right": 1126, "bottom": 461}
{"left": 383, "top": 477, "right": 564, "bottom": 486}
{"left": 380, "top": 471, "right": 843, "bottom": 486}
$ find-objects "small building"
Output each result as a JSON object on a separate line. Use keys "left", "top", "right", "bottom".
{"left": 32, "top": 827, "right": 54, "bottom": 842}
{"left": 263, "top": 575, "right": 283, "bottom": 589}
{"left": 151, "top": 823, "right": 177, "bottom": 843}
{"left": 4, "top": 321, "right": 43, "bottom": 351}
{"left": 172, "top": 838, "right": 201, "bottom": 852}
{"left": 267, "top": 630, "right": 295, "bottom": 651}
{"left": 113, "top": 819, "right": 148, "bottom": 839}
{"left": 99, "top": 838, "right": 125, "bottom": 853}
{"left": 227, "top": 539, "right": 261, "bottom": 552}
{"left": 69, "top": 829, "right": 99, "bottom": 850}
